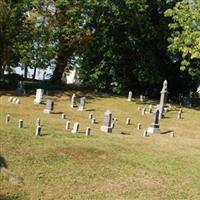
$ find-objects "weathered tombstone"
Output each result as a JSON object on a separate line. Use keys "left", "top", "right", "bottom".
{"left": 12, "top": 98, "right": 17, "bottom": 104}
{"left": 43, "top": 100, "right": 54, "bottom": 114}
{"left": 137, "top": 106, "right": 141, "bottom": 111}
{"left": 177, "top": 111, "right": 182, "bottom": 119}
{"left": 140, "top": 95, "right": 145, "bottom": 102}
{"left": 127, "top": 91, "right": 132, "bottom": 102}
{"left": 36, "top": 118, "right": 40, "bottom": 126}
{"left": 18, "top": 120, "right": 23, "bottom": 128}
{"left": 159, "top": 80, "right": 168, "bottom": 120}
{"left": 143, "top": 130, "right": 148, "bottom": 137}
{"left": 137, "top": 123, "right": 141, "bottom": 130}
{"left": 70, "top": 94, "right": 77, "bottom": 108}
{"left": 35, "top": 126, "right": 41, "bottom": 136}
{"left": 6, "top": 114, "right": 10, "bottom": 123}
{"left": 66, "top": 121, "right": 71, "bottom": 130}
{"left": 34, "top": 89, "right": 44, "bottom": 104}
{"left": 148, "top": 105, "right": 153, "bottom": 113}
{"left": 111, "top": 121, "right": 115, "bottom": 129}
{"left": 61, "top": 113, "right": 66, "bottom": 119}
{"left": 15, "top": 99, "right": 20, "bottom": 104}
{"left": 8, "top": 97, "right": 13, "bottom": 103}
{"left": 89, "top": 113, "right": 93, "bottom": 120}
{"left": 78, "top": 97, "right": 86, "bottom": 111}
{"left": 142, "top": 107, "right": 146, "bottom": 116}
{"left": 100, "top": 110, "right": 112, "bottom": 133}
{"left": 126, "top": 118, "right": 131, "bottom": 125}
{"left": 71, "top": 122, "right": 79, "bottom": 133}
{"left": 170, "top": 131, "right": 175, "bottom": 137}
{"left": 85, "top": 127, "right": 91, "bottom": 136}
{"left": 147, "top": 109, "right": 160, "bottom": 134}
{"left": 91, "top": 117, "right": 96, "bottom": 124}
{"left": 16, "top": 81, "right": 25, "bottom": 95}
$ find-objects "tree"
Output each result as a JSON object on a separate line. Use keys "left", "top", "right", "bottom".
{"left": 165, "top": 0, "right": 200, "bottom": 82}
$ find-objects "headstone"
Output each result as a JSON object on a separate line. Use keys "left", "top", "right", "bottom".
{"left": 140, "top": 95, "right": 145, "bottom": 102}
{"left": 61, "top": 113, "right": 66, "bottom": 119}
{"left": 126, "top": 118, "right": 131, "bottom": 125}
{"left": 15, "top": 99, "right": 20, "bottom": 104}
{"left": 111, "top": 121, "right": 115, "bottom": 129}
{"left": 43, "top": 100, "right": 54, "bottom": 114}
{"left": 137, "top": 107, "right": 141, "bottom": 111}
{"left": 159, "top": 80, "right": 168, "bottom": 120}
{"left": 143, "top": 130, "right": 148, "bottom": 137}
{"left": 91, "top": 117, "right": 96, "bottom": 124}
{"left": 8, "top": 97, "right": 13, "bottom": 103}
{"left": 127, "top": 91, "right": 132, "bottom": 102}
{"left": 85, "top": 127, "right": 91, "bottom": 136}
{"left": 89, "top": 113, "right": 93, "bottom": 119}
{"left": 137, "top": 123, "right": 141, "bottom": 130}
{"left": 36, "top": 118, "right": 40, "bottom": 126}
{"left": 170, "top": 131, "right": 175, "bottom": 137}
{"left": 34, "top": 89, "right": 44, "bottom": 104}
{"left": 16, "top": 81, "right": 25, "bottom": 95}
{"left": 18, "top": 120, "right": 23, "bottom": 128}
{"left": 100, "top": 110, "right": 112, "bottom": 133}
{"left": 35, "top": 126, "right": 41, "bottom": 136}
{"left": 148, "top": 105, "right": 153, "bottom": 113}
{"left": 70, "top": 94, "right": 77, "bottom": 108}
{"left": 66, "top": 121, "right": 71, "bottom": 130}
{"left": 147, "top": 109, "right": 160, "bottom": 134}
{"left": 142, "top": 107, "right": 146, "bottom": 116}
{"left": 78, "top": 97, "right": 86, "bottom": 111}
{"left": 71, "top": 122, "right": 79, "bottom": 133}
{"left": 12, "top": 98, "right": 17, "bottom": 104}
{"left": 6, "top": 114, "right": 10, "bottom": 123}
{"left": 177, "top": 111, "right": 182, "bottom": 119}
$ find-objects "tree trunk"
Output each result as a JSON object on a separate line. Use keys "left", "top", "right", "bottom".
{"left": 51, "top": 49, "right": 68, "bottom": 85}
{"left": 32, "top": 66, "right": 37, "bottom": 80}
{"left": 24, "top": 66, "right": 28, "bottom": 79}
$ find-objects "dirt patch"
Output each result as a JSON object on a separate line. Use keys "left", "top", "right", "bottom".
{"left": 56, "top": 147, "right": 107, "bottom": 161}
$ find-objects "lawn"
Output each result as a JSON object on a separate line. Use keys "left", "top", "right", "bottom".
{"left": 1, "top": 91, "right": 200, "bottom": 200}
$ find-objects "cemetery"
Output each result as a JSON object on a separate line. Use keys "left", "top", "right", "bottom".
{"left": 1, "top": 83, "right": 200, "bottom": 199}
{"left": 1, "top": 0, "right": 200, "bottom": 199}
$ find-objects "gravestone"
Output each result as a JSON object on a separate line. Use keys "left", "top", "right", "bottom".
{"left": 66, "top": 121, "right": 71, "bottom": 130}
{"left": 85, "top": 127, "right": 91, "bottom": 136}
{"left": 70, "top": 94, "right": 77, "bottom": 108}
{"left": 34, "top": 89, "right": 44, "bottom": 104}
{"left": 147, "top": 109, "right": 160, "bottom": 134}
{"left": 15, "top": 99, "right": 20, "bottom": 104}
{"left": 137, "top": 123, "right": 141, "bottom": 130}
{"left": 177, "top": 111, "right": 182, "bottom": 119}
{"left": 61, "top": 113, "right": 66, "bottom": 119}
{"left": 35, "top": 126, "right": 41, "bottom": 136}
{"left": 71, "top": 122, "right": 79, "bottom": 133}
{"left": 159, "top": 80, "right": 168, "bottom": 120}
{"left": 18, "top": 120, "right": 23, "bottom": 128}
{"left": 111, "top": 121, "right": 115, "bottom": 129}
{"left": 89, "top": 113, "right": 93, "bottom": 120}
{"left": 43, "top": 100, "right": 54, "bottom": 114}
{"left": 8, "top": 97, "right": 14, "bottom": 103}
{"left": 148, "top": 105, "right": 153, "bottom": 113}
{"left": 91, "top": 117, "right": 96, "bottom": 124}
{"left": 16, "top": 81, "right": 25, "bottom": 95}
{"left": 140, "top": 95, "right": 145, "bottom": 102}
{"left": 143, "top": 130, "right": 148, "bottom": 137}
{"left": 78, "top": 97, "right": 86, "bottom": 111}
{"left": 100, "top": 110, "right": 112, "bottom": 133}
{"left": 142, "top": 107, "right": 146, "bottom": 116}
{"left": 126, "top": 118, "right": 131, "bottom": 125}
{"left": 6, "top": 114, "right": 10, "bottom": 123}
{"left": 127, "top": 91, "right": 132, "bottom": 102}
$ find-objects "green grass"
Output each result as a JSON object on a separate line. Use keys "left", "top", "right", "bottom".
{"left": 1, "top": 91, "right": 200, "bottom": 199}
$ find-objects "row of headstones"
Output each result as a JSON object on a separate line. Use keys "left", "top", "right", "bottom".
{"left": 5, "top": 115, "right": 92, "bottom": 137}
{"left": 128, "top": 91, "right": 145, "bottom": 102}
{"left": 8, "top": 97, "right": 20, "bottom": 104}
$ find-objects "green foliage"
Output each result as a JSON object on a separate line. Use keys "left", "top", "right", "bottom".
{"left": 165, "top": 0, "right": 200, "bottom": 79}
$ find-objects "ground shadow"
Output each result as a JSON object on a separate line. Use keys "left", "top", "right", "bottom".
{"left": 0, "top": 195, "right": 21, "bottom": 200}
{"left": 160, "top": 130, "right": 174, "bottom": 135}
{"left": 0, "top": 155, "right": 7, "bottom": 168}
{"left": 86, "top": 109, "right": 96, "bottom": 112}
